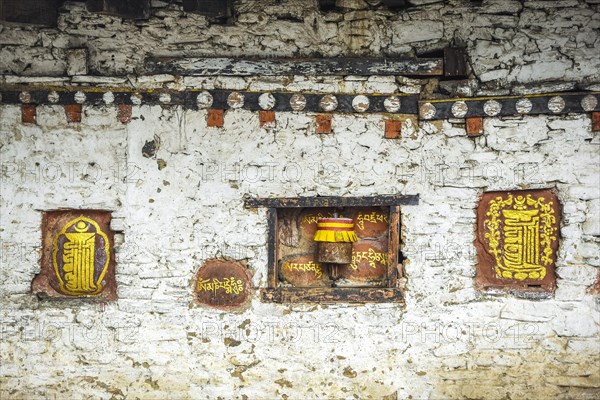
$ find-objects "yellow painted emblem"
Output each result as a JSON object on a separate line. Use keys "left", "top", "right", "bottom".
{"left": 52, "top": 216, "right": 110, "bottom": 296}
{"left": 485, "top": 194, "right": 557, "bottom": 281}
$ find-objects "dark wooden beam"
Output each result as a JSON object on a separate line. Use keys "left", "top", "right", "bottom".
{"left": 244, "top": 195, "right": 420, "bottom": 209}
{"left": 0, "top": 0, "right": 58, "bottom": 26}
{"left": 381, "top": 0, "right": 408, "bottom": 10}
{"left": 261, "top": 287, "right": 404, "bottom": 303}
{"left": 318, "top": 0, "right": 336, "bottom": 12}
{"left": 145, "top": 56, "right": 444, "bottom": 76}
{"left": 444, "top": 47, "right": 468, "bottom": 77}
{"left": 182, "top": 0, "right": 233, "bottom": 18}
{"left": 86, "top": 0, "right": 150, "bottom": 19}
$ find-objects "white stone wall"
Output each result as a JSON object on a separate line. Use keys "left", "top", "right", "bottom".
{"left": 1, "top": 1, "right": 600, "bottom": 399}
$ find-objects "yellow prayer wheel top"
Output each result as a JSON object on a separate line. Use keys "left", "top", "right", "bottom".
{"left": 313, "top": 218, "right": 358, "bottom": 243}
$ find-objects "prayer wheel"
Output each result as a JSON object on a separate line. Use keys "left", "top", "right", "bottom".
{"left": 314, "top": 218, "right": 358, "bottom": 264}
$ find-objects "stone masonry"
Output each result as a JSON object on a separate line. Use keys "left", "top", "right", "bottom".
{"left": 1, "top": 1, "right": 599, "bottom": 399}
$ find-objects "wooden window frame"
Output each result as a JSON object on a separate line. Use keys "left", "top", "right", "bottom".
{"left": 243, "top": 195, "right": 418, "bottom": 304}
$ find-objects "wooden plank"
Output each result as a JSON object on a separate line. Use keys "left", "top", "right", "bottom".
{"left": 182, "top": 0, "right": 233, "bottom": 18}
{"left": 0, "top": 0, "right": 58, "bottom": 26}
{"left": 267, "top": 208, "right": 278, "bottom": 289}
{"left": 86, "top": 0, "right": 150, "bottom": 19}
{"left": 144, "top": 57, "right": 444, "bottom": 76}
{"left": 381, "top": 0, "right": 408, "bottom": 10}
{"left": 444, "top": 47, "right": 468, "bottom": 77}
{"left": 260, "top": 287, "right": 404, "bottom": 303}
{"left": 387, "top": 206, "right": 400, "bottom": 287}
{"left": 244, "top": 195, "right": 420, "bottom": 208}
{"left": 318, "top": 0, "right": 336, "bottom": 11}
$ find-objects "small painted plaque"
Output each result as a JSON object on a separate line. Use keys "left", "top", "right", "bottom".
{"left": 194, "top": 260, "right": 252, "bottom": 309}
{"left": 475, "top": 189, "right": 560, "bottom": 292}
{"left": 33, "top": 210, "right": 116, "bottom": 300}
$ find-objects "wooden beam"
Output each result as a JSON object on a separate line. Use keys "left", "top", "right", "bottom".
{"left": 381, "top": 0, "right": 408, "bottom": 10}
{"left": 261, "top": 287, "right": 404, "bottom": 303}
{"left": 0, "top": 0, "right": 58, "bottom": 26}
{"left": 244, "top": 195, "right": 420, "bottom": 208}
{"left": 145, "top": 57, "right": 444, "bottom": 76}
{"left": 86, "top": 0, "right": 150, "bottom": 19}
{"left": 318, "top": 0, "right": 336, "bottom": 12}
{"left": 444, "top": 47, "right": 468, "bottom": 77}
{"left": 182, "top": 0, "right": 233, "bottom": 18}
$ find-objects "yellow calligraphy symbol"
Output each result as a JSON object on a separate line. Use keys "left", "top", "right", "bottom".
{"left": 350, "top": 248, "right": 388, "bottom": 270}
{"left": 485, "top": 194, "right": 556, "bottom": 280}
{"left": 283, "top": 261, "right": 323, "bottom": 278}
{"left": 197, "top": 277, "right": 244, "bottom": 295}
{"left": 53, "top": 216, "right": 110, "bottom": 296}
{"left": 356, "top": 212, "right": 389, "bottom": 230}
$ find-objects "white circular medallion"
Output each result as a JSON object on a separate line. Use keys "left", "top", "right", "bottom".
{"left": 581, "top": 95, "right": 598, "bottom": 112}
{"left": 352, "top": 95, "right": 370, "bottom": 112}
{"left": 290, "top": 94, "right": 306, "bottom": 111}
{"left": 19, "top": 91, "right": 31, "bottom": 103}
{"left": 74, "top": 91, "right": 86, "bottom": 104}
{"left": 451, "top": 101, "right": 468, "bottom": 118}
{"left": 320, "top": 95, "right": 338, "bottom": 112}
{"left": 48, "top": 91, "right": 60, "bottom": 104}
{"left": 484, "top": 100, "right": 502, "bottom": 116}
{"left": 384, "top": 96, "right": 401, "bottom": 113}
{"left": 515, "top": 98, "right": 532, "bottom": 114}
{"left": 548, "top": 96, "right": 565, "bottom": 113}
{"left": 258, "top": 93, "right": 276, "bottom": 110}
{"left": 159, "top": 93, "right": 171, "bottom": 104}
{"left": 131, "top": 93, "right": 142, "bottom": 105}
{"left": 227, "top": 92, "right": 245, "bottom": 109}
{"left": 419, "top": 102, "right": 436, "bottom": 120}
{"left": 196, "top": 91, "right": 213, "bottom": 109}
{"left": 103, "top": 92, "right": 115, "bottom": 105}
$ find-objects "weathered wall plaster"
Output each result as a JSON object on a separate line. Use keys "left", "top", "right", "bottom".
{"left": 1, "top": 1, "right": 599, "bottom": 399}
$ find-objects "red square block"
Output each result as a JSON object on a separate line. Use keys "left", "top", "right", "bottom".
{"left": 466, "top": 117, "right": 484, "bottom": 136}
{"left": 592, "top": 112, "right": 600, "bottom": 132}
{"left": 207, "top": 109, "right": 224, "bottom": 127}
{"left": 64, "top": 104, "right": 82, "bottom": 123}
{"left": 21, "top": 104, "right": 37, "bottom": 124}
{"left": 384, "top": 120, "right": 402, "bottom": 139}
{"left": 259, "top": 111, "right": 276, "bottom": 128}
{"left": 316, "top": 114, "right": 332, "bottom": 134}
{"left": 117, "top": 104, "right": 132, "bottom": 124}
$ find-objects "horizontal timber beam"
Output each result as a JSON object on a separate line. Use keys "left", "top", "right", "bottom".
{"left": 144, "top": 57, "right": 444, "bottom": 76}
{"left": 243, "top": 195, "right": 420, "bottom": 208}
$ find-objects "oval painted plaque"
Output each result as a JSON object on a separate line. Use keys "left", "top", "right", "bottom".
{"left": 194, "top": 260, "right": 252, "bottom": 309}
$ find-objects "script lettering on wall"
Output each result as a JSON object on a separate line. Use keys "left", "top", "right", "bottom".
{"left": 32, "top": 210, "right": 116, "bottom": 300}
{"left": 194, "top": 259, "right": 252, "bottom": 309}
{"left": 475, "top": 189, "right": 560, "bottom": 293}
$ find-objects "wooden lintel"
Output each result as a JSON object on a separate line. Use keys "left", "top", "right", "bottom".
{"left": 243, "top": 195, "right": 419, "bottom": 208}
{"left": 0, "top": 0, "right": 58, "bottom": 26}
{"left": 260, "top": 287, "right": 404, "bottom": 303}
{"left": 86, "top": 0, "right": 150, "bottom": 19}
{"left": 444, "top": 47, "right": 468, "bottom": 77}
{"left": 144, "top": 57, "right": 444, "bottom": 76}
{"left": 182, "top": 0, "right": 233, "bottom": 18}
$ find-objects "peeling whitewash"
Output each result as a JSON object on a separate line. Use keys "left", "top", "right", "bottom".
{"left": 1, "top": 0, "right": 599, "bottom": 399}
